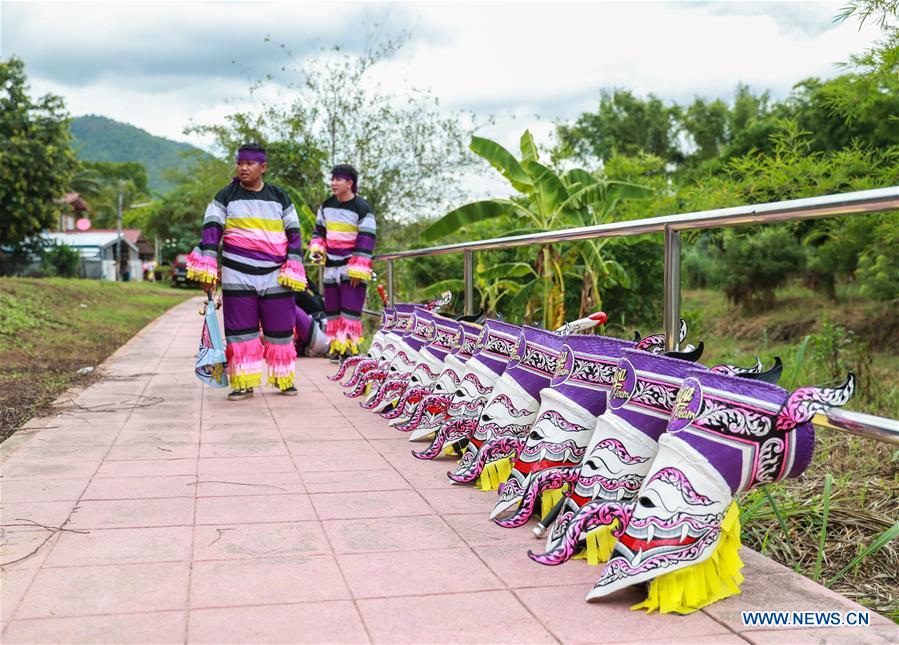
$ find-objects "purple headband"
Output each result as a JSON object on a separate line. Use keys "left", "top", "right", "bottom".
{"left": 236, "top": 150, "right": 267, "bottom": 163}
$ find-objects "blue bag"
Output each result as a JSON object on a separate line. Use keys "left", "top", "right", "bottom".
{"left": 195, "top": 295, "right": 229, "bottom": 387}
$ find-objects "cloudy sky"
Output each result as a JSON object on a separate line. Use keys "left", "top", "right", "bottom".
{"left": 2, "top": 1, "right": 880, "bottom": 168}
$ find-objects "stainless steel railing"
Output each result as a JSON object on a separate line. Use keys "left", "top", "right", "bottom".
{"left": 372, "top": 186, "right": 899, "bottom": 444}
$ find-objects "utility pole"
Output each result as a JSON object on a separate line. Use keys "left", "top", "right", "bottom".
{"left": 116, "top": 180, "right": 124, "bottom": 281}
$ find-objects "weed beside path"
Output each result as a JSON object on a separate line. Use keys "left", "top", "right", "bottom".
{"left": 0, "top": 278, "right": 195, "bottom": 441}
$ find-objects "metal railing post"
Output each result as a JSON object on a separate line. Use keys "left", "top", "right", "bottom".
{"left": 387, "top": 259, "right": 395, "bottom": 306}
{"left": 463, "top": 249, "right": 474, "bottom": 316}
{"left": 663, "top": 225, "right": 681, "bottom": 352}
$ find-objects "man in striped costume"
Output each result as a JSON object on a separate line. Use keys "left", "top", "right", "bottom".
{"left": 309, "top": 164, "right": 376, "bottom": 361}
{"left": 186, "top": 143, "right": 308, "bottom": 401}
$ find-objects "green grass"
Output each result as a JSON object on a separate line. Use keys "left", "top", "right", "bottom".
{"left": 0, "top": 278, "right": 195, "bottom": 438}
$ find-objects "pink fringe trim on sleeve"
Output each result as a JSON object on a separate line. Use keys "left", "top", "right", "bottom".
{"left": 186, "top": 249, "right": 218, "bottom": 285}
{"left": 346, "top": 255, "right": 373, "bottom": 282}
{"left": 278, "top": 258, "right": 308, "bottom": 292}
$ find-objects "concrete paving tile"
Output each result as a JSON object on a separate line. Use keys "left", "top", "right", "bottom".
{"left": 106, "top": 441, "right": 199, "bottom": 460}
{"left": 476, "top": 542, "right": 604, "bottom": 589}
{"left": 16, "top": 562, "right": 189, "bottom": 618}
{"left": 81, "top": 475, "right": 196, "bottom": 500}
{"left": 188, "top": 601, "right": 369, "bottom": 644}
{"left": 1, "top": 568, "right": 38, "bottom": 624}
{"left": 2, "top": 459, "right": 102, "bottom": 480}
{"left": 195, "top": 493, "right": 316, "bottom": 525}
{"left": 288, "top": 440, "right": 382, "bottom": 458}
{"left": 323, "top": 515, "right": 466, "bottom": 554}
{"left": 3, "top": 611, "right": 186, "bottom": 644}
{"left": 743, "top": 625, "right": 899, "bottom": 644}
{"left": 199, "top": 441, "right": 289, "bottom": 458}
{"left": 338, "top": 547, "right": 503, "bottom": 599}
{"left": 0, "top": 478, "right": 90, "bottom": 503}
{"left": 112, "top": 429, "right": 199, "bottom": 444}
{"left": 193, "top": 472, "right": 305, "bottom": 497}
{"left": 197, "top": 456, "right": 296, "bottom": 475}
{"left": 706, "top": 572, "right": 892, "bottom": 632}
{"left": 353, "top": 422, "right": 412, "bottom": 440}
{"left": 68, "top": 498, "right": 195, "bottom": 529}
{"left": 25, "top": 429, "right": 119, "bottom": 446}
{"left": 190, "top": 554, "right": 351, "bottom": 608}
{"left": 302, "top": 469, "right": 411, "bottom": 494}
{"left": 358, "top": 590, "right": 556, "bottom": 644}
{"left": 281, "top": 424, "right": 363, "bottom": 442}
{"left": 310, "top": 489, "right": 434, "bottom": 520}
{"left": 45, "top": 526, "right": 193, "bottom": 567}
{"left": 443, "top": 512, "right": 542, "bottom": 547}
{"left": 416, "top": 486, "right": 498, "bottom": 515}
{"left": 7, "top": 445, "right": 110, "bottom": 463}
{"left": 193, "top": 521, "right": 330, "bottom": 560}
{"left": 96, "top": 458, "right": 197, "bottom": 478}
{"left": 0, "top": 501, "right": 77, "bottom": 528}
{"left": 200, "top": 427, "right": 283, "bottom": 443}
{"left": 0, "top": 529, "right": 58, "bottom": 570}
{"left": 516, "top": 583, "right": 734, "bottom": 644}
{"left": 292, "top": 451, "right": 392, "bottom": 473}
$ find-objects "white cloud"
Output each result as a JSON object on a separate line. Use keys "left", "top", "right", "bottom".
{"left": 2, "top": 0, "right": 883, "bottom": 186}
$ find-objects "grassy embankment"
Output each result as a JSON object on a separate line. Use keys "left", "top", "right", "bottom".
{"left": 682, "top": 284, "right": 897, "bottom": 620}
{"left": 0, "top": 278, "right": 195, "bottom": 440}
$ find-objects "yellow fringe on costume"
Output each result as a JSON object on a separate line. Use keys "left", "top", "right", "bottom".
{"left": 574, "top": 521, "right": 619, "bottom": 565}
{"left": 329, "top": 338, "right": 366, "bottom": 355}
{"left": 632, "top": 501, "right": 744, "bottom": 615}
{"left": 478, "top": 457, "right": 512, "bottom": 491}
{"left": 268, "top": 374, "right": 295, "bottom": 390}
{"left": 277, "top": 274, "right": 307, "bottom": 291}
{"left": 229, "top": 373, "right": 262, "bottom": 390}
{"left": 540, "top": 486, "right": 567, "bottom": 516}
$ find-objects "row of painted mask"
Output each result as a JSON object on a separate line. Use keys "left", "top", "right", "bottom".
{"left": 331, "top": 305, "right": 855, "bottom": 614}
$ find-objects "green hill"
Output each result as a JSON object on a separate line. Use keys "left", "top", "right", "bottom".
{"left": 70, "top": 115, "right": 206, "bottom": 194}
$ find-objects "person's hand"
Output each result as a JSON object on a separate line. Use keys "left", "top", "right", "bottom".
{"left": 202, "top": 280, "right": 216, "bottom": 294}
{"left": 349, "top": 277, "right": 360, "bottom": 287}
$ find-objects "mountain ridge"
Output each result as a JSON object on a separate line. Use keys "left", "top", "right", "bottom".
{"left": 70, "top": 115, "right": 207, "bottom": 193}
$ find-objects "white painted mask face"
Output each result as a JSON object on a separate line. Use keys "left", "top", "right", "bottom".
{"left": 401, "top": 322, "right": 479, "bottom": 437}
{"left": 588, "top": 370, "right": 856, "bottom": 602}
{"left": 586, "top": 433, "right": 731, "bottom": 598}
{"left": 490, "top": 387, "right": 597, "bottom": 520}
{"left": 471, "top": 375, "right": 539, "bottom": 446}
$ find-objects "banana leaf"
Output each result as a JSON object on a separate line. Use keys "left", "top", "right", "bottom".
{"left": 470, "top": 136, "right": 533, "bottom": 193}
{"left": 519, "top": 130, "right": 539, "bottom": 163}
{"left": 421, "top": 199, "right": 530, "bottom": 241}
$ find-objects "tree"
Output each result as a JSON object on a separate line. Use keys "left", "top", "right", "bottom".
{"left": 190, "top": 38, "right": 477, "bottom": 223}
{"left": 554, "top": 89, "right": 682, "bottom": 167}
{"left": 422, "top": 130, "right": 651, "bottom": 329}
{"left": 0, "top": 57, "right": 78, "bottom": 248}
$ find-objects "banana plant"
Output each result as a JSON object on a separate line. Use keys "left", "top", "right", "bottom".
{"left": 422, "top": 131, "right": 651, "bottom": 328}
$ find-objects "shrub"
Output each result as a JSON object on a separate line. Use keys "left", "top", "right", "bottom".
{"left": 40, "top": 242, "right": 81, "bottom": 278}
{"left": 719, "top": 226, "right": 805, "bottom": 311}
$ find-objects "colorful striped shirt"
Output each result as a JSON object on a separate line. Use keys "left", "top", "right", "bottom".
{"left": 197, "top": 183, "right": 303, "bottom": 274}
{"left": 309, "top": 195, "right": 376, "bottom": 265}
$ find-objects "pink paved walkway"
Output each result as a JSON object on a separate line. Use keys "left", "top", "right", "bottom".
{"left": 1, "top": 297, "right": 897, "bottom": 644}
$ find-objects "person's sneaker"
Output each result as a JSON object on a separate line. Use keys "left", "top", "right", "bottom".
{"left": 227, "top": 388, "right": 254, "bottom": 401}
{"left": 327, "top": 351, "right": 340, "bottom": 363}
{"left": 279, "top": 386, "right": 298, "bottom": 396}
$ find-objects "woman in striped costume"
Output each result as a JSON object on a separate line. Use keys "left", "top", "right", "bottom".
{"left": 186, "top": 143, "right": 308, "bottom": 401}
{"left": 309, "top": 164, "right": 376, "bottom": 361}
